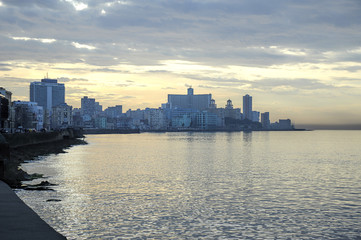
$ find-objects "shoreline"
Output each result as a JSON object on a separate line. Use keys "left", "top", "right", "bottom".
{"left": 0, "top": 129, "right": 86, "bottom": 188}
{"left": 0, "top": 131, "right": 86, "bottom": 239}
{"left": 4, "top": 137, "right": 87, "bottom": 188}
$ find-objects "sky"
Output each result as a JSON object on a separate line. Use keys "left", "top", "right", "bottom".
{"left": 1, "top": 0, "right": 361, "bottom": 125}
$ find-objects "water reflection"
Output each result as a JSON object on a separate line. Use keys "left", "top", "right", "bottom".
{"left": 17, "top": 131, "right": 361, "bottom": 239}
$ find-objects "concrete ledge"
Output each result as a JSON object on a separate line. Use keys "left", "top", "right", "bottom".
{"left": 0, "top": 181, "right": 66, "bottom": 240}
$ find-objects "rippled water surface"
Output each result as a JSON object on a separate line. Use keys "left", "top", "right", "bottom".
{"left": 16, "top": 131, "right": 361, "bottom": 239}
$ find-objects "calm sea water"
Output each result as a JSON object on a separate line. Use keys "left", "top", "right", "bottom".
{"left": 16, "top": 131, "right": 361, "bottom": 239}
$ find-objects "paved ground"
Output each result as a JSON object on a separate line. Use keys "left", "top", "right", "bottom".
{"left": 0, "top": 181, "right": 66, "bottom": 240}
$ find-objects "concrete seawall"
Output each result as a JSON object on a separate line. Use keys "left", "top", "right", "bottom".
{"left": 4, "top": 128, "right": 83, "bottom": 148}
{"left": 0, "top": 181, "right": 66, "bottom": 240}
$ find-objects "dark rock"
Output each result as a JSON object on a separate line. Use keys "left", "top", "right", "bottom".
{"left": 46, "top": 199, "right": 61, "bottom": 202}
{"left": 23, "top": 186, "right": 55, "bottom": 191}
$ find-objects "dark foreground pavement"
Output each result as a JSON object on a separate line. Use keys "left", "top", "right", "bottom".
{"left": 0, "top": 181, "right": 66, "bottom": 240}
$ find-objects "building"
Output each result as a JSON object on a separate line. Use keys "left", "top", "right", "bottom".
{"left": 51, "top": 103, "right": 73, "bottom": 129}
{"left": 147, "top": 108, "right": 167, "bottom": 130}
{"left": 13, "top": 101, "right": 44, "bottom": 131}
{"left": 95, "top": 116, "right": 107, "bottom": 129}
{"left": 252, "top": 111, "right": 260, "bottom": 122}
{"left": 30, "top": 78, "right": 65, "bottom": 111}
{"left": 224, "top": 99, "right": 241, "bottom": 120}
{"left": 104, "top": 105, "right": 123, "bottom": 118}
{"left": 81, "top": 96, "right": 102, "bottom": 128}
{"left": 279, "top": 119, "right": 293, "bottom": 130}
{"left": 168, "top": 87, "right": 212, "bottom": 111}
{"left": 81, "top": 96, "right": 98, "bottom": 118}
{"left": 72, "top": 108, "right": 83, "bottom": 128}
{"left": 196, "top": 111, "right": 218, "bottom": 130}
{"left": 170, "top": 108, "right": 198, "bottom": 129}
{"left": 261, "top": 112, "right": 270, "bottom": 129}
{"left": 0, "top": 87, "right": 12, "bottom": 130}
{"left": 243, "top": 94, "right": 252, "bottom": 121}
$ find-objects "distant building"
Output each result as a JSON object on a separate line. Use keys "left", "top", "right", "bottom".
{"left": 252, "top": 111, "right": 260, "bottom": 122}
{"left": 72, "top": 108, "right": 83, "bottom": 128}
{"left": 243, "top": 94, "right": 252, "bottom": 121}
{"left": 168, "top": 87, "right": 212, "bottom": 111}
{"left": 30, "top": 78, "right": 65, "bottom": 111}
{"left": 147, "top": 108, "right": 167, "bottom": 130}
{"left": 271, "top": 119, "right": 293, "bottom": 130}
{"left": 196, "top": 111, "right": 218, "bottom": 130}
{"left": 209, "top": 99, "right": 217, "bottom": 109}
{"left": 81, "top": 96, "right": 99, "bottom": 118}
{"left": 224, "top": 99, "right": 241, "bottom": 120}
{"left": 13, "top": 101, "right": 44, "bottom": 131}
{"left": 95, "top": 115, "right": 107, "bottom": 129}
{"left": 104, "top": 105, "right": 123, "bottom": 118}
{"left": 261, "top": 112, "right": 270, "bottom": 129}
{"left": 170, "top": 108, "right": 198, "bottom": 129}
{"left": 51, "top": 103, "right": 73, "bottom": 129}
{"left": 279, "top": 119, "right": 293, "bottom": 130}
{"left": 81, "top": 96, "right": 102, "bottom": 128}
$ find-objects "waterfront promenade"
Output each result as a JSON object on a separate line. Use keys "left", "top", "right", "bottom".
{"left": 0, "top": 181, "right": 66, "bottom": 240}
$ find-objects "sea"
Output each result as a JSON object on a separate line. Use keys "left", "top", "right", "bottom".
{"left": 16, "top": 131, "right": 361, "bottom": 239}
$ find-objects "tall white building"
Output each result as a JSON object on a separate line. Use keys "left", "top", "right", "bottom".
{"left": 243, "top": 94, "right": 252, "bottom": 121}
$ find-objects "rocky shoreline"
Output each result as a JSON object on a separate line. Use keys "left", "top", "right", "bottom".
{"left": 0, "top": 131, "right": 87, "bottom": 188}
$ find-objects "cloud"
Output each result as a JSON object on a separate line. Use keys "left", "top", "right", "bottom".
{"left": 91, "top": 68, "right": 128, "bottom": 73}
{"left": 72, "top": 41, "right": 96, "bottom": 50}
{"left": 1, "top": 0, "right": 360, "bottom": 68}
{"left": 333, "top": 65, "right": 361, "bottom": 73}
{"left": 120, "top": 95, "right": 135, "bottom": 99}
{"left": 198, "top": 85, "right": 221, "bottom": 89}
{"left": 12, "top": 36, "right": 56, "bottom": 43}
{"left": 58, "top": 77, "right": 89, "bottom": 82}
{"left": 1, "top": 0, "right": 361, "bottom": 124}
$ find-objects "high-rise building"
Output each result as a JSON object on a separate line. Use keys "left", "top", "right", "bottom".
{"left": 30, "top": 78, "right": 65, "bottom": 111}
{"left": 168, "top": 87, "right": 212, "bottom": 111}
{"left": 243, "top": 94, "right": 252, "bottom": 121}
{"left": 261, "top": 112, "right": 270, "bottom": 129}
{"left": 81, "top": 96, "right": 102, "bottom": 117}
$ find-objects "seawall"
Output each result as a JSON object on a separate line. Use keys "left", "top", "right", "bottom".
{"left": 3, "top": 128, "right": 84, "bottom": 148}
{"left": 0, "top": 180, "right": 66, "bottom": 240}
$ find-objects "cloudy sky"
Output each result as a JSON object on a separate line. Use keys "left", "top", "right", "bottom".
{"left": 1, "top": 0, "right": 361, "bottom": 125}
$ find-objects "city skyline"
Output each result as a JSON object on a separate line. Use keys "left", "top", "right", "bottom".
{"left": 1, "top": 0, "right": 361, "bottom": 125}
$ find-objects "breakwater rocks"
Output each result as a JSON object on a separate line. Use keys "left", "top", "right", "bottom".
{"left": 0, "top": 128, "right": 86, "bottom": 188}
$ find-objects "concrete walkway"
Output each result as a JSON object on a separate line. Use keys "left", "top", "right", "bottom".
{"left": 0, "top": 181, "right": 66, "bottom": 240}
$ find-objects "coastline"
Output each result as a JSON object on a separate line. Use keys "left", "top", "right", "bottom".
{"left": 0, "top": 130, "right": 87, "bottom": 240}
{"left": 1, "top": 134, "right": 86, "bottom": 188}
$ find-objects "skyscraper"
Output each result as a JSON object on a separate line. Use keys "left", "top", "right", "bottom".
{"left": 243, "top": 94, "right": 252, "bottom": 121}
{"left": 30, "top": 78, "right": 65, "bottom": 111}
{"left": 261, "top": 112, "right": 270, "bottom": 129}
